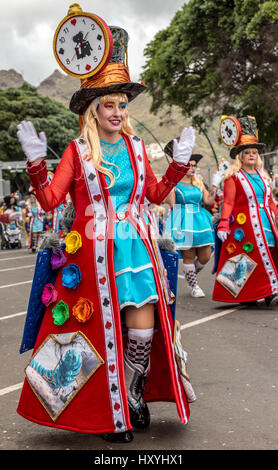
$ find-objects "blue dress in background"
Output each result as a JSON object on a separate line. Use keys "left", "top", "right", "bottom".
{"left": 165, "top": 181, "right": 214, "bottom": 250}
{"left": 31, "top": 206, "right": 44, "bottom": 233}
{"left": 101, "top": 138, "right": 158, "bottom": 309}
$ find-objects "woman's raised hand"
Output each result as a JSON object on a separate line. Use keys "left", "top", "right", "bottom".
{"left": 173, "top": 126, "right": 195, "bottom": 165}
{"left": 17, "top": 121, "right": 47, "bottom": 162}
{"left": 212, "top": 170, "right": 224, "bottom": 187}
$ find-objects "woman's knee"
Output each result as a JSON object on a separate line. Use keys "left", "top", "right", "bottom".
{"left": 197, "top": 246, "right": 211, "bottom": 264}
{"left": 125, "top": 303, "right": 155, "bottom": 329}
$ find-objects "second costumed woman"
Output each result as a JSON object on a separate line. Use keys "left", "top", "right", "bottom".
{"left": 164, "top": 136, "right": 224, "bottom": 297}
{"left": 16, "top": 5, "right": 196, "bottom": 443}
{"left": 213, "top": 115, "right": 278, "bottom": 306}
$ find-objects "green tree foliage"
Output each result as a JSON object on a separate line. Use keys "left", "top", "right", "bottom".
{"left": 142, "top": 0, "right": 278, "bottom": 149}
{"left": 0, "top": 82, "right": 79, "bottom": 162}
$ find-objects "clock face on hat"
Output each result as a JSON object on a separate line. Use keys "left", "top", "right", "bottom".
{"left": 53, "top": 13, "right": 113, "bottom": 79}
{"left": 219, "top": 116, "right": 241, "bottom": 147}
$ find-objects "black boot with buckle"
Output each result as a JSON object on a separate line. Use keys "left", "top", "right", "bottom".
{"left": 124, "top": 354, "right": 150, "bottom": 430}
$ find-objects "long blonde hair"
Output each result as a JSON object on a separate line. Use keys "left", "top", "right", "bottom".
{"left": 80, "top": 93, "right": 135, "bottom": 188}
{"left": 190, "top": 173, "right": 205, "bottom": 192}
{"left": 224, "top": 150, "right": 266, "bottom": 180}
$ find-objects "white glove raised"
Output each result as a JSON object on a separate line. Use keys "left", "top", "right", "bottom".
{"left": 217, "top": 230, "right": 228, "bottom": 242}
{"left": 173, "top": 126, "right": 195, "bottom": 165}
{"left": 212, "top": 170, "right": 224, "bottom": 187}
{"left": 17, "top": 120, "right": 47, "bottom": 162}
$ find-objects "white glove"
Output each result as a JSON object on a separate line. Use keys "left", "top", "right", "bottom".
{"left": 173, "top": 126, "right": 195, "bottom": 165}
{"left": 217, "top": 230, "right": 228, "bottom": 242}
{"left": 17, "top": 120, "right": 47, "bottom": 162}
{"left": 212, "top": 170, "right": 224, "bottom": 187}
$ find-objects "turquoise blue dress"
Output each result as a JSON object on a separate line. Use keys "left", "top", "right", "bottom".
{"left": 31, "top": 206, "right": 44, "bottom": 232}
{"left": 101, "top": 138, "right": 158, "bottom": 310}
{"left": 165, "top": 181, "right": 214, "bottom": 249}
{"left": 244, "top": 171, "right": 275, "bottom": 247}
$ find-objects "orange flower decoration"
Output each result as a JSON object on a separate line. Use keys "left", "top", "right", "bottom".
{"left": 226, "top": 243, "right": 236, "bottom": 255}
{"left": 72, "top": 297, "right": 94, "bottom": 323}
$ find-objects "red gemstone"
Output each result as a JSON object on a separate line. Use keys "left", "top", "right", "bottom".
{"left": 85, "top": 64, "right": 91, "bottom": 71}
{"left": 71, "top": 19, "right": 77, "bottom": 26}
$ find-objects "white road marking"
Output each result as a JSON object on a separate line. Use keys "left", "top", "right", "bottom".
{"left": 0, "top": 280, "right": 32, "bottom": 289}
{"left": 0, "top": 304, "right": 243, "bottom": 397}
{"left": 0, "top": 311, "right": 26, "bottom": 321}
{"left": 0, "top": 265, "right": 34, "bottom": 273}
{"left": 0, "top": 254, "right": 36, "bottom": 261}
{"left": 0, "top": 383, "right": 24, "bottom": 396}
{"left": 181, "top": 306, "right": 243, "bottom": 330}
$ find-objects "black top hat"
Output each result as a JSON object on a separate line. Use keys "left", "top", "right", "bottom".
{"left": 70, "top": 26, "right": 146, "bottom": 115}
{"left": 229, "top": 116, "right": 265, "bottom": 159}
{"left": 164, "top": 138, "right": 203, "bottom": 163}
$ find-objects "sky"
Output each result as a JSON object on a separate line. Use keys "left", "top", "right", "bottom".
{"left": 2, "top": 0, "right": 186, "bottom": 86}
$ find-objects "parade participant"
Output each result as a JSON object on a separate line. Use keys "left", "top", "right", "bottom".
{"left": 2, "top": 196, "right": 23, "bottom": 223}
{"left": 272, "top": 188, "right": 278, "bottom": 206}
{"left": 16, "top": 6, "right": 196, "bottom": 443}
{"left": 163, "top": 142, "right": 223, "bottom": 297}
{"left": 213, "top": 115, "right": 278, "bottom": 306}
{"left": 52, "top": 203, "right": 65, "bottom": 234}
{"left": 26, "top": 193, "right": 45, "bottom": 253}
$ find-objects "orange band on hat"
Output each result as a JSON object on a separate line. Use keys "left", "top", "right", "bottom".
{"left": 238, "top": 135, "right": 258, "bottom": 146}
{"left": 81, "top": 62, "right": 131, "bottom": 89}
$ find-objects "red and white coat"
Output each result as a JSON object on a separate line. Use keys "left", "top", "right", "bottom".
{"left": 17, "top": 134, "right": 191, "bottom": 434}
{"left": 213, "top": 170, "right": 278, "bottom": 303}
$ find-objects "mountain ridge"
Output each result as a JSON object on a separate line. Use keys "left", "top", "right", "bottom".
{"left": 0, "top": 68, "right": 223, "bottom": 175}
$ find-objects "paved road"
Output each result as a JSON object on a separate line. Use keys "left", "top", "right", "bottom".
{"left": 1, "top": 247, "right": 278, "bottom": 451}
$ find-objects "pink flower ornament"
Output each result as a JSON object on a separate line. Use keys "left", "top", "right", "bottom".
{"left": 41, "top": 283, "right": 58, "bottom": 307}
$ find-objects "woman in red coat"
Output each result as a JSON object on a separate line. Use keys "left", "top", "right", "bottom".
{"left": 16, "top": 20, "right": 196, "bottom": 443}
{"left": 213, "top": 116, "right": 278, "bottom": 306}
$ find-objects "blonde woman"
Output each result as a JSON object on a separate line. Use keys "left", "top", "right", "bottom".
{"left": 164, "top": 151, "right": 223, "bottom": 298}
{"left": 15, "top": 26, "right": 196, "bottom": 443}
{"left": 26, "top": 193, "right": 44, "bottom": 252}
{"left": 213, "top": 116, "right": 278, "bottom": 306}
